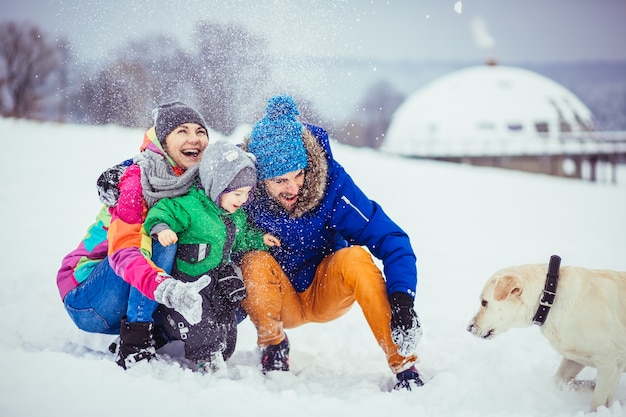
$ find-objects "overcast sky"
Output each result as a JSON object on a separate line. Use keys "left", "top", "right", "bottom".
{"left": 3, "top": 0, "right": 626, "bottom": 64}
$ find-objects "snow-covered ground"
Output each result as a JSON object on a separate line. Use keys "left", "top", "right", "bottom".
{"left": 1, "top": 117, "right": 625, "bottom": 417}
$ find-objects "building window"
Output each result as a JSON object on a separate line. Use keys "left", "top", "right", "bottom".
{"left": 535, "top": 122, "right": 549, "bottom": 135}
{"left": 507, "top": 123, "right": 523, "bottom": 132}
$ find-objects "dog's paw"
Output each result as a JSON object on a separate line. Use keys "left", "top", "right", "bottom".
{"left": 555, "top": 377, "right": 595, "bottom": 392}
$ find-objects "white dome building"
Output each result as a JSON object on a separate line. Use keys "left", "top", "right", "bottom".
{"left": 383, "top": 65, "right": 595, "bottom": 158}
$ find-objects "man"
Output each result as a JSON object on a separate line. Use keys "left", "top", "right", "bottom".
{"left": 239, "top": 95, "right": 424, "bottom": 390}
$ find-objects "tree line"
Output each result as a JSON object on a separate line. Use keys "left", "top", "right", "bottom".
{"left": 0, "top": 19, "right": 402, "bottom": 145}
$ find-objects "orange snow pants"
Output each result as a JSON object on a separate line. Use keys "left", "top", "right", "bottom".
{"left": 240, "top": 246, "right": 418, "bottom": 373}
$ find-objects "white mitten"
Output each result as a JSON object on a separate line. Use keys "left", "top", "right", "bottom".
{"left": 154, "top": 275, "right": 212, "bottom": 325}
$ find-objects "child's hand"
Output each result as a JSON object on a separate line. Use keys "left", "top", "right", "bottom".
{"left": 263, "top": 233, "right": 281, "bottom": 247}
{"left": 157, "top": 229, "right": 178, "bottom": 246}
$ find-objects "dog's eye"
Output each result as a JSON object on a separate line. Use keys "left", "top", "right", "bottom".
{"left": 481, "top": 299, "right": 488, "bottom": 307}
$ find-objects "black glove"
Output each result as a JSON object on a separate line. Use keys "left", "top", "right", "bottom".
{"left": 389, "top": 292, "right": 422, "bottom": 356}
{"left": 215, "top": 263, "right": 247, "bottom": 308}
{"left": 96, "top": 159, "right": 132, "bottom": 207}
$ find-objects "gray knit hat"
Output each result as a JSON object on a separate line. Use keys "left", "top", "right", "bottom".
{"left": 199, "top": 141, "right": 257, "bottom": 205}
{"left": 224, "top": 166, "right": 257, "bottom": 193}
{"left": 152, "top": 101, "right": 208, "bottom": 145}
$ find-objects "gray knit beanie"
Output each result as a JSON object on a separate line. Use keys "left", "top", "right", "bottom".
{"left": 152, "top": 101, "right": 208, "bottom": 145}
{"left": 224, "top": 166, "right": 257, "bottom": 193}
{"left": 199, "top": 141, "right": 257, "bottom": 205}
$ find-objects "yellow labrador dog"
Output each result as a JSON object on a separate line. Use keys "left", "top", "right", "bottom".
{"left": 467, "top": 256, "right": 626, "bottom": 412}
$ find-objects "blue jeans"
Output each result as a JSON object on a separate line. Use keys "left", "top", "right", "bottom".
{"left": 63, "top": 242, "right": 177, "bottom": 334}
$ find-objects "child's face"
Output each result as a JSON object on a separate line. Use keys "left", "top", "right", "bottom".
{"left": 220, "top": 186, "right": 253, "bottom": 214}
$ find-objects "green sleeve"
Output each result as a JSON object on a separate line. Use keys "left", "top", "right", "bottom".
{"left": 232, "top": 214, "right": 269, "bottom": 252}
{"left": 144, "top": 198, "right": 191, "bottom": 235}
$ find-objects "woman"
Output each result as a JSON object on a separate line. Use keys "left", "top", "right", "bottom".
{"left": 56, "top": 101, "right": 212, "bottom": 369}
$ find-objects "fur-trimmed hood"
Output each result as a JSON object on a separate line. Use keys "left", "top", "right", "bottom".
{"left": 241, "top": 124, "right": 328, "bottom": 218}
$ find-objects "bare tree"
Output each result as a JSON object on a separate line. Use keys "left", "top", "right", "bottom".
{"left": 78, "top": 34, "right": 191, "bottom": 127}
{"left": 290, "top": 94, "right": 327, "bottom": 130}
{"left": 0, "top": 21, "right": 65, "bottom": 119}
{"left": 121, "top": 34, "right": 194, "bottom": 109}
{"left": 75, "top": 23, "right": 271, "bottom": 133}
{"left": 55, "top": 39, "right": 71, "bottom": 122}
{"left": 81, "top": 60, "right": 154, "bottom": 126}
{"left": 338, "top": 80, "right": 405, "bottom": 148}
{"left": 192, "top": 21, "right": 270, "bottom": 135}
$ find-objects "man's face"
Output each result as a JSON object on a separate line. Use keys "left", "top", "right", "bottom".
{"left": 263, "top": 169, "right": 305, "bottom": 212}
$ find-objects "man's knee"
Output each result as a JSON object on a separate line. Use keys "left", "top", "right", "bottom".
{"left": 335, "top": 246, "right": 371, "bottom": 263}
{"left": 334, "top": 246, "right": 382, "bottom": 285}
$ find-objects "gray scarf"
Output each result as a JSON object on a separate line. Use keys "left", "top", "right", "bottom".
{"left": 134, "top": 150, "right": 199, "bottom": 208}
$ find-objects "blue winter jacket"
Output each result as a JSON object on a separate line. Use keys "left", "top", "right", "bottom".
{"left": 243, "top": 125, "right": 418, "bottom": 297}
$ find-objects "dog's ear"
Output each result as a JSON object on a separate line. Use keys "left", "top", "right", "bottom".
{"left": 494, "top": 275, "right": 522, "bottom": 301}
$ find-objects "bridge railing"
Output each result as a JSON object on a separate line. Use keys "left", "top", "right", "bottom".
{"left": 391, "top": 131, "right": 626, "bottom": 158}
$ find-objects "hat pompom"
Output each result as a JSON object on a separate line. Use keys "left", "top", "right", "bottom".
{"left": 265, "top": 95, "right": 300, "bottom": 121}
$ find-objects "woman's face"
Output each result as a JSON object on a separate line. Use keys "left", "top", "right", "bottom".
{"left": 163, "top": 123, "right": 209, "bottom": 169}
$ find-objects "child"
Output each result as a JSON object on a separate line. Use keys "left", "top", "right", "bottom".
{"left": 143, "top": 141, "right": 280, "bottom": 372}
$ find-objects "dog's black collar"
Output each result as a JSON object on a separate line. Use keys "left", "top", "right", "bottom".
{"left": 532, "top": 255, "right": 561, "bottom": 326}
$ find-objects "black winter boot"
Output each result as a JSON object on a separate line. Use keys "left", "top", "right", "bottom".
{"left": 394, "top": 366, "right": 425, "bottom": 391}
{"left": 261, "top": 335, "right": 290, "bottom": 374}
{"left": 115, "top": 318, "right": 156, "bottom": 370}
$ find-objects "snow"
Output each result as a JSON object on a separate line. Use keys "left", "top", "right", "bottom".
{"left": 1, "top": 117, "right": 626, "bottom": 417}
{"left": 454, "top": 2, "right": 463, "bottom": 15}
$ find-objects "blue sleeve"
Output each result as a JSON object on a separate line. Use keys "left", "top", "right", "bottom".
{"left": 329, "top": 162, "right": 418, "bottom": 298}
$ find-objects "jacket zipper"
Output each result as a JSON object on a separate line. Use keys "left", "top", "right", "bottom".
{"left": 341, "top": 196, "right": 370, "bottom": 222}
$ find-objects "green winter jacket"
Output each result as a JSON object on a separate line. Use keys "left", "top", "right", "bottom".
{"left": 143, "top": 184, "right": 268, "bottom": 278}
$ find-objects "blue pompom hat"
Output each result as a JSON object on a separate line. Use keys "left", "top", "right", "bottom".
{"left": 248, "top": 95, "right": 308, "bottom": 180}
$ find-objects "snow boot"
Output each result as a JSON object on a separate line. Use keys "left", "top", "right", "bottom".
{"left": 109, "top": 326, "right": 169, "bottom": 356}
{"left": 108, "top": 336, "right": 120, "bottom": 355}
{"left": 196, "top": 351, "right": 227, "bottom": 374}
{"left": 115, "top": 318, "right": 156, "bottom": 370}
{"left": 261, "top": 335, "right": 290, "bottom": 373}
{"left": 394, "top": 366, "right": 425, "bottom": 391}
